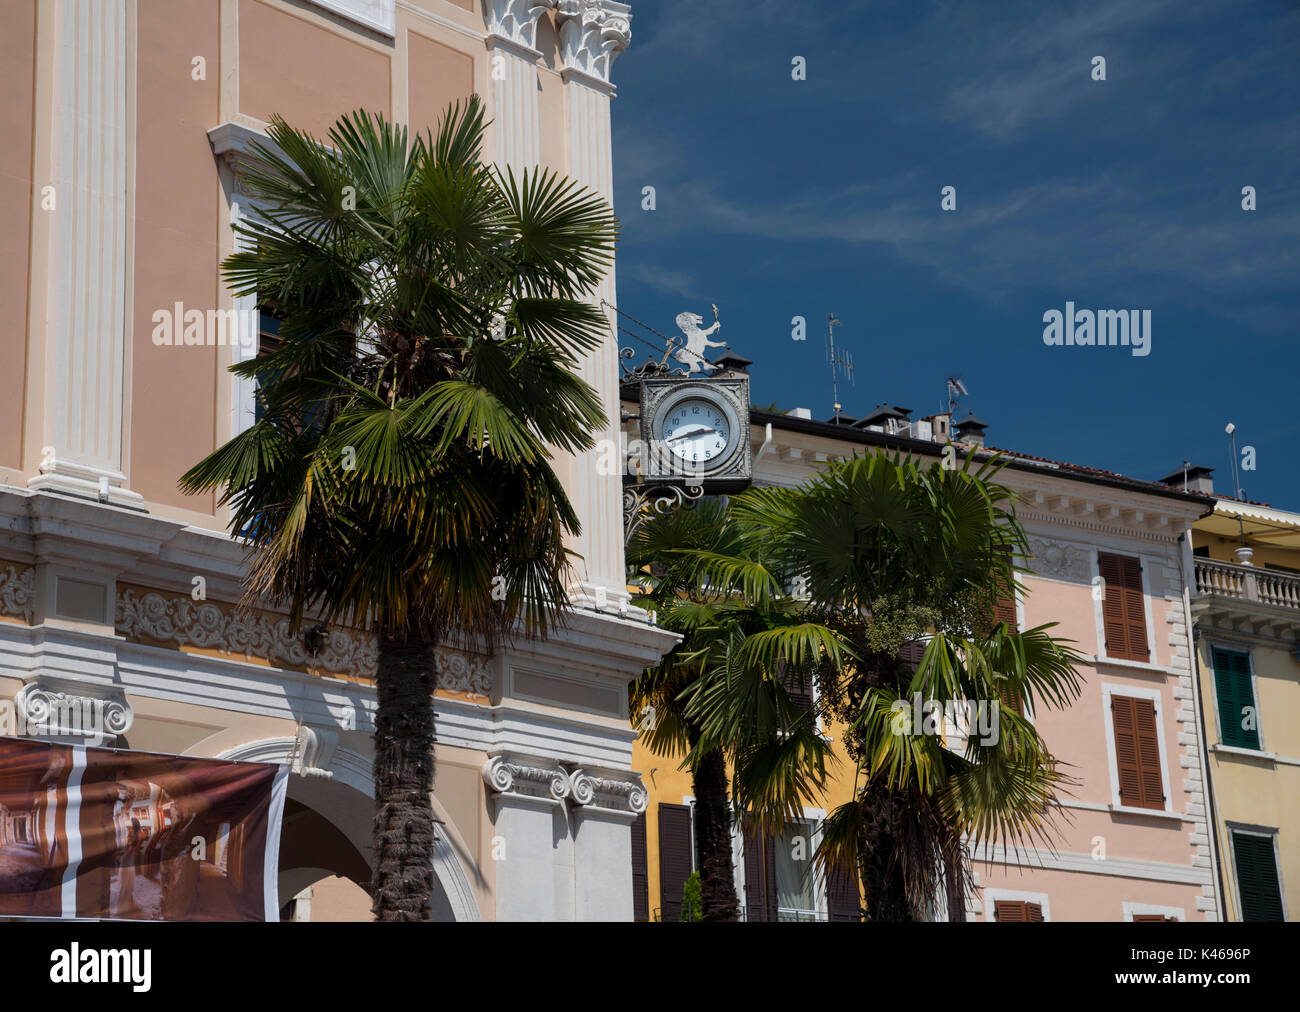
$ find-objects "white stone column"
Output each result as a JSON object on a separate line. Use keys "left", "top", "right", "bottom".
{"left": 482, "top": 754, "right": 576, "bottom": 921}
{"left": 567, "top": 767, "right": 646, "bottom": 920}
{"left": 553, "top": 1, "right": 632, "bottom": 608}
{"left": 483, "top": 0, "right": 546, "bottom": 174}
{"left": 30, "top": 0, "right": 141, "bottom": 508}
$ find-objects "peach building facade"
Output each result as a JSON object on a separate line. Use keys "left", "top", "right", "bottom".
{"left": 0, "top": 0, "right": 673, "bottom": 921}
{"left": 626, "top": 396, "right": 1222, "bottom": 922}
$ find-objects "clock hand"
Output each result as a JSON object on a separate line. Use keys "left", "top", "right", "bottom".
{"left": 667, "top": 426, "right": 717, "bottom": 442}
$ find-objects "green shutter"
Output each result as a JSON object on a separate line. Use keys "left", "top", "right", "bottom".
{"left": 1212, "top": 648, "right": 1260, "bottom": 749}
{"left": 1232, "top": 831, "right": 1284, "bottom": 922}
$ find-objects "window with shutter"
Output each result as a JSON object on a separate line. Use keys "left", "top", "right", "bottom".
{"left": 994, "top": 900, "right": 1044, "bottom": 922}
{"left": 826, "top": 863, "right": 861, "bottom": 922}
{"left": 1212, "top": 648, "right": 1260, "bottom": 750}
{"left": 1098, "top": 552, "right": 1149, "bottom": 661}
{"left": 1111, "top": 695, "right": 1165, "bottom": 809}
{"left": 991, "top": 545, "right": 1018, "bottom": 630}
{"left": 1232, "top": 831, "right": 1284, "bottom": 922}
{"left": 742, "top": 818, "right": 778, "bottom": 922}
{"left": 631, "top": 810, "right": 650, "bottom": 922}
{"left": 657, "top": 803, "right": 693, "bottom": 922}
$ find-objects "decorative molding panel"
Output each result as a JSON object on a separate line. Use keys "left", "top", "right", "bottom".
{"left": 1025, "top": 537, "right": 1091, "bottom": 581}
{"left": 0, "top": 564, "right": 35, "bottom": 623}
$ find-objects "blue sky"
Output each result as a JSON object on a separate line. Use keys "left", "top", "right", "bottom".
{"left": 608, "top": 0, "right": 1299, "bottom": 506}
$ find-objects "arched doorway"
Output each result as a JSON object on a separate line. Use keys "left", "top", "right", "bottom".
{"left": 217, "top": 739, "right": 480, "bottom": 922}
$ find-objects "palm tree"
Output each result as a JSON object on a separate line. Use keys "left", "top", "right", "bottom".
{"left": 684, "top": 450, "right": 1086, "bottom": 921}
{"left": 628, "top": 499, "right": 837, "bottom": 920}
{"left": 181, "top": 97, "right": 617, "bottom": 920}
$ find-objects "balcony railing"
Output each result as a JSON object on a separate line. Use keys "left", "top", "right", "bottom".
{"left": 1194, "top": 558, "right": 1300, "bottom": 610}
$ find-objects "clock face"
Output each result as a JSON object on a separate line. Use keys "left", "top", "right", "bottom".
{"left": 662, "top": 398, "right": 731, "bottom": 465}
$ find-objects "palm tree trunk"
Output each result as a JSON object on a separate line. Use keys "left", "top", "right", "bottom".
{"left": 689, "top": 741, "right": 740, "bottom": 921}
{"left": 859, "top": 780, "right": 914, "bottom": 922}
{"left": 371, "top": 631, "right": 437, "bottom": 921}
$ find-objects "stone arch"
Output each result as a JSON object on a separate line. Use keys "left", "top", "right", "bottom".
{"left": 216, "top": 738, "right": 482, "bottom": 922}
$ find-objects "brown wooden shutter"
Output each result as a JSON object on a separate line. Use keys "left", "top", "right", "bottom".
{"left": 1099, "top": 552, "right": 1149, "bottom": 661}
{"left": 1112, "top": 695, "right": 1164, "bottom": 809}
{"left": 994, "top": 900, "right": 1043, "bottom": 922}
{"left": 778, "top": 663, "right": 815, "bottom": 720}
{"left": 826, "top": 863, "right": 861, "bottom": 922}
{"left": 658, "top": 803, "right": 693, "bottom": 921}
{"left": 631, "top": 810, "right": 650, "bottom": 922}
{"left": 742, "top": 819, "right": 778, "bottom": 922}
{"left": 898, "top": 639, "right": 926, "bottom": 672}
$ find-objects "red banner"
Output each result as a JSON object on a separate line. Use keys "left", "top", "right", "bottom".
{"left": 0, "top": 738, "right": 287, "bottom": 921}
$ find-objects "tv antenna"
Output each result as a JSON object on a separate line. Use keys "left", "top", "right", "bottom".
{"left": 946, "top": 375, "right": 968, "bottom": 416}
{"left": 826, "top": 314, "right": 854, "bottom": 421}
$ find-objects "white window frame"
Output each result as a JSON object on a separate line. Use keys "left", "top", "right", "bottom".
{"left": 1090, "top": 547, "right": 1159, "bottom": 668}
{"left": 983, "top": 887, "right": 1051, "bottom": 922}
{"left": 1225, "top": 823, "right": 1288, "bottom": 922}
{"left": 734, "top": 806, "right": 828, "bottom": 922}
{"left": 1206, "top": 640, "right": 1264, "bottom": 752}
{"left": 1100, "top": 682, "right": 1174, "bottom": 816}
{"left": 1122, "top": 901, "right": 1185, "bottom": 922}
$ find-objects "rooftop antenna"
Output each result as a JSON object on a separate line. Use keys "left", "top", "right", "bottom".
{"left": 946, "top": 376, "right": 968, "bottom": 417}
{"left": 1225, "top": 422, "right": 1251, "bottom": 563}
{"left": 826, "top": 314, "right": 853, "bottom": 422}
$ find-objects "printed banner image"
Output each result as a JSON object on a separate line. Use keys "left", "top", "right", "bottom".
{"left": 0, "top": 737, "right": 288, "bottom": 921}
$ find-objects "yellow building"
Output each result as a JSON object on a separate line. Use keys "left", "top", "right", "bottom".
{"left": 1188, "top": 475, "right": 1299, "bottom": 921}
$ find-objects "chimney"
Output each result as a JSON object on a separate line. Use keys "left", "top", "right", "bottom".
{"left": 1158, "top": 463, "right": 1214, "bottom": 495}
{"left": 953, "top": 413, "right": 988, "bottom": 448}
{"left": 922, "top": 413, "right": 951, "bottom": 443}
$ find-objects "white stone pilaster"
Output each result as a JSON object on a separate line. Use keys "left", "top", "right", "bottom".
{"left": 482, "top": 754, "right": 576, "bottom": 921}
{"left": 553, "top": 1, "right": 631, "bottom": 607}
{"left": 483, "top": 0, "right": 546, "bottom": 174}
{"left": 568, "top": 767, "right": 646, "bottom": 920}
{"left": 31, "top": 0, "right": 141, "bottom": 508}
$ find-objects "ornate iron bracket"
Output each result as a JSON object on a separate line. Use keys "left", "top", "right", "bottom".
{"left": 623, "top": 478, "right": 704, "bottom": 545}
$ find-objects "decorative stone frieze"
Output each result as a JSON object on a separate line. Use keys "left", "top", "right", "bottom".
{"left": 0, "top": 563, "right": 35, "bottom": 623}
{"left": 115, "top": 588, "right": 379, "bottom": 678}
{"left": 483, "top": 754, "right": 571, "bottom": 802}
{"left": 435, "top": 649, "right": 493, "bottom": 699}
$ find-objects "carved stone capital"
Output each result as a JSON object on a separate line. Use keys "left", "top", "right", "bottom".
{"left": 553, "top": 0, "right": 631, "bottom": 85}
{"left": 567, "top": 767, "right": 648, "bottom": 814}
{"left": 484, "top": 0, "right": 552, "bottom": 52}
{"left": 483, "top": 754, "right": 571, "bottom": 803}
{"left": 14, "top": 677, "right": 133, "bottom": 744}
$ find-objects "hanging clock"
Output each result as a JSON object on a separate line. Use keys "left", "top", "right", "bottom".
{"left": 638, "top": 375, "right": 751, "bottom": 491}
